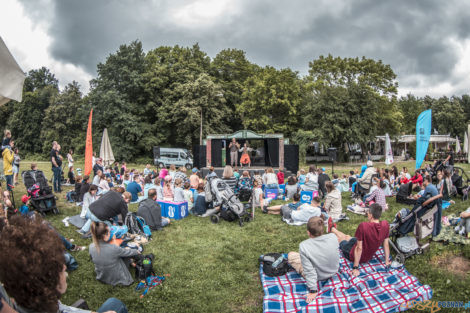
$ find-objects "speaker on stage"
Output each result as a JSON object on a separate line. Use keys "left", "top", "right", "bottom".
{"left": 328, "top": 147, "right": 337, "bottom": 162}
{"left": 284, "top": 145, "right": 299, "bottom": 173}
{"left": 193, "top": 145, "right": 206, "bottom": 169}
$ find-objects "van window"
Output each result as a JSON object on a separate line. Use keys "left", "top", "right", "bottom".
{"left": 180, "top": 152, "right": 187, "bottom": 159}
{"left": 162, "top": 152, "right": 178, "bottom": 159}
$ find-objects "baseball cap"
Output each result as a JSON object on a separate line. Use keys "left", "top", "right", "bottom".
{"left": 192, "top": 168, "right": 198, "bottom": 173}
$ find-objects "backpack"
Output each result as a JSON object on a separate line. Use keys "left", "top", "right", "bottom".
{"left": 28, "top": 183, "right": 40, "bottom": 198}
{"left": 260, "top": 253, "right": 289, "bottom": 277}
{"left": 219, "top": 208, "right": 237, "bottom": 222}
{"left": 135, "top": 253, "right": 155, "bottom": 280}
{"left": 125, "top": 213, "right": 152, "bottom": 239}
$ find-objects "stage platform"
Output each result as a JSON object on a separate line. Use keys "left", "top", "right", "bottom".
{"left": 201, "top": 167, "right": 293, "bottom": 177}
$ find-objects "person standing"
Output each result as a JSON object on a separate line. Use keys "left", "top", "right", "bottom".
{"left": 12, "top": 147, "right": 20, "bottom": 185}
{"left": 50, "top": 141, "right": 62, "bottom": 193}
{"left": 229, "top": 138, "right": 240, "bottom": 167}
{"left": 66, "top": 149, "right": 74, "bottom": 169}
{"left": 2, "top": 140, "right": 14, "bottom": 191}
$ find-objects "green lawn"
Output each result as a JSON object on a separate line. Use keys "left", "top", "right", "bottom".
{"left": 8, "top": 160, "right": 470, "bottom": 312}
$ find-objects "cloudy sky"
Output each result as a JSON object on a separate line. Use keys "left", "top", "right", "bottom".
{"left": 2, "top": 0, "right": 470, "bottom": 96}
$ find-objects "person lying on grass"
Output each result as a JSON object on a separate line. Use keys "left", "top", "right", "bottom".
{"left": 328, "top": 203, "right": 390, "bottom": 277}
{"left": 288, "top": 216, "right": 340, "bottom": 303}
{"left": 0, "top": 215, "right": 128, "bottom": 313}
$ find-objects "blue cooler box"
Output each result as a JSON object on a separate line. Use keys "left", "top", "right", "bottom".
{"left": 279, "top": 184, "right": 286, "bottom": 196}
{"left": 264, "top": 189, "right": 279, "bottom": 200}
{"left": 158, "top": 201, "right": 189, "bottom": 220}
{"left": 300, "top": 190, "right": 319, "bottom": 204}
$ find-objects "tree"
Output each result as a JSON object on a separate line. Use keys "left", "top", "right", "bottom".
{"left": 7, "top": 68, "right": 59, "bottom": 154}
{"left": 238, "top": 66, "right": 303, "bottom": 136}
{"left": 89, "top": 40, "right": 153, "bottom": 160}
{"left": 398, "top": 94, "right": 425, "bottom": 134}
{"left": 304, "top": 55, "right": 402, "bottom": 157}
{"left": 432, "top": 96, "right": 465, "bottom": 137}
{"left": 40, "top": 82, "right": 88, "bottom": 154}
{"left": 210, "top": 49, "right": 257, "bottom": 130}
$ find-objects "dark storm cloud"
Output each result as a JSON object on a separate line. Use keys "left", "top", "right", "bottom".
{"left": 18, "top": 0, "right": 470, "bottom": 93}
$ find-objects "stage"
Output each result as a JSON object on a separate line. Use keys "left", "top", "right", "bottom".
{"left": 200, "top": 166, "right": 294, "bottom": 177}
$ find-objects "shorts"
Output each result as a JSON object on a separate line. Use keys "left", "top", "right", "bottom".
{"left": 12, "top": 165, "right": 19, "bottom": 174}
{"left": 339, "top": 237, "right": 357, "bottom": 261}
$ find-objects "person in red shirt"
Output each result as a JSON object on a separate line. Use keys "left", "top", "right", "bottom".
{"left": 410, "top": 171, "right": 423, "bottom": 189}
{"left": 277, "top": 168, "right": 285, "bottom": 185}
{"left": 328, "top": 203, "right": 390, "bottom": 276}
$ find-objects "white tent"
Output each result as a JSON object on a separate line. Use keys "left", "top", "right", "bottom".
{"left": 0, "top": 36, "right": 25, "bottom": 105}
{"left": 100, "top": 128, "right": 115, "bottom": 166}
{"left": 385, "top": 133, "right": 394, "bottom": 165}
{"left": 465, "top": 132, "right": 468, "bottom": 154}
{"left": 456, "top": 136, "right": 461, "bottom": 153}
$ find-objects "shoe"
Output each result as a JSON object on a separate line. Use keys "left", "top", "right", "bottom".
{"left": 327, "top": 217, "right": 337, "bottom": 233}
{"left": 262, "top": 205, "right": 268, "bottom": 214}
{"left": 71, "top": 245, "right": 86, "bottom": 252}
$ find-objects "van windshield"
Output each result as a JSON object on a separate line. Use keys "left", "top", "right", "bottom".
{"left": 180, "top": 152, "right": 187, "bottom": 159}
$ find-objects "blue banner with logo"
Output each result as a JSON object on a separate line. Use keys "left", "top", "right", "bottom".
{"left": 416, "top": 109, "right": 432, "bottom": 169}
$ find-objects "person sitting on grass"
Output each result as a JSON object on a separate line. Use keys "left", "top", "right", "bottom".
{"left": 328, "top": 203, "right": 390, "bottom": 277}
{"left": 173, "top": 178, "right": 185, "bottom": 202}
{"left": 0, "top": 215, "right": 129, "bottom": 313}
{"left": 163, "top": 176, "right": 174, "bottom": 201}
{"left": 290, "top": 195, "right": 323, "bottom": 224}
{"left": 183, "top": 181, "right": 194, "bottom": 208}
{"left": 80, "top": 184, "right": 98, "bottom": 219}
{"left": 323, "top": 181, "right": 343, "bottom": 221}
{"left": 126, "top": 175, "right": 143, "bottom": 203}
{"left": 137, "top": 189, "right": 170, "bottom": 230}
{"left": 89, "top": 221, "right": 141, "bottom": 286}
{"left": 263, "top": 192, "right": 302, "bottom": 215}
{"left": 288, "top": 216, "right": 340, "bottom": 303}
{"left": 365, "top": 179, "right": 388, "bottom": 210}
{"left": 193, "top": 183, "right": 207, "bottom": 215}
{"left": 190, "top": 168, "right": 199, "bottom": 188}
{"left": 67, "top": 165, "right": 75, "bottom": 185}
{"left": 285, "top": 176, "right": 299, "bottom": 200}
{"left": 78, "top": 174, "right": 90, "bottom": 204}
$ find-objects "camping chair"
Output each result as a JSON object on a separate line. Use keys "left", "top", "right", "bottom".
{"left": 389, "top": 194, "right": 442, "bottom": 264}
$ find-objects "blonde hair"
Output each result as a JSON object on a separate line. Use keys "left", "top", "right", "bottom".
{"left": 223, "top": 165, "right": 233, "bottom": 179}
{"left": 122, "top": 192, "right": 132, "bottom": 201}
{"left": 174, "top": 178, "right": 182, "bottom": 187}
{"left": 170, "top": 164, "right": 176, "bottom": 171}
{"left": 300, "top": 169, "right": 305, "bottom": 174}
{"left": 3, "top": 130, "right": 11, "bottom": 137}
{"left": 267, "top": 167, "right": 274, "bottom": 174}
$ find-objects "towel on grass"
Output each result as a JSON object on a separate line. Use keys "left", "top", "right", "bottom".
{"left": 260, "top": 248, "right": 432, "bottom": 313}
{"left": 347, "top": 204, "right": 367, "bottom": 216}
{"left": 68, "top": 214, "right": 86, "bottom": 229}
{"left": 433, "top": 225, "right": 470, "bottom": 245}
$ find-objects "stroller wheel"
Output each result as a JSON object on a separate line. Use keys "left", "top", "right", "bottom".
{"left": 244, "top": 215, "right": 251, "bottom": 223}
{"left": 394, "top": 253, "right": 405, "bottom": 265}
{"left": 210, "top": 215, "right": 220, "bottom": 224}
{"left": 53, "top": 208, "right": 60, "bottom": 214}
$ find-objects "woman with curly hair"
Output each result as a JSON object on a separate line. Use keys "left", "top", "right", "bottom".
{"left": 0, "top": 215, "right": 128, "bottom": 313}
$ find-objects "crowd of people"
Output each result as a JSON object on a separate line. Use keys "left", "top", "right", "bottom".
{"left": 0, "top": 131, "right": 467, "bottom": 311}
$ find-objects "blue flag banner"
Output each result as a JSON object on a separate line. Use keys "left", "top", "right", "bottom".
{"left": 416, "top": 109, "right": 432, "bottom": 169}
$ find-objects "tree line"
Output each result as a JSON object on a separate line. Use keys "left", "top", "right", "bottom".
{"left": 1, "top": 40, "right": 469, "bottom": 161}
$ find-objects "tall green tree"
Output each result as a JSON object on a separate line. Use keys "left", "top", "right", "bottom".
{"left": 398, "top": 94, "right": 425, "bottom": 134}
{"left": 40, "top": 82, "right": 88, "bottom": 154}
{"left": 432, "top": 96, "right": 465, "bottom": 137}
{"left": 89, "top": 40, "right": 153, "bottom": 161}
{"left": 210, "top": 49, "right": 256, "bottom": 130}
{"left": 7, "top": 68, "right": 59, "bottom": 154}
{"left": 304, "top": 55, "right": 402, "bottom": 156}
{"left": 238, "top": 66, "right": 303, "bottom": 136}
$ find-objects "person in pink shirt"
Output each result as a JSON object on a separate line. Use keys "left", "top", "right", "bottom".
{"left": 277, "top": 167, "right": 285, "bottom": 185}
{"left": 190, "top": 168, "right": 199, "bottom": 189}
{"left": 163, "top": 175, "right": 173, "bottom": 201}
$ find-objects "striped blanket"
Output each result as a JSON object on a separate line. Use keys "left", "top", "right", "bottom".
{"left": 260, "top": 248, "right": 432, "bottom": 313}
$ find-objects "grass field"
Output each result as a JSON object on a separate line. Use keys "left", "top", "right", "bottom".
{"left": 6, "top": 160, "right": 470, "bottom": 312}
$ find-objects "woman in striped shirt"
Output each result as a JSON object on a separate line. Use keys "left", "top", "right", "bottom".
{"left": 222, "top": 165, "right": 238, "bottom": 192}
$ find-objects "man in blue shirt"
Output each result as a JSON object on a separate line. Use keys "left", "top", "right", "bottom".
{"left": 422, "top": 175, "right": 442, "bottom": 236}
{"left": 126, "top": 175, "right": 143, "bottom": 202}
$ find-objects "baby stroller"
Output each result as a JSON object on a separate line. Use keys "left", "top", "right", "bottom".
{"left": 388, "top": 194, "right": 441, "bottom": 265}
{"left": 237, "top": 176, "right": 253, "bottom": 202}
{"left": 22, "top": 170, "right": 59, "bottom": 216}
{"left": 205, "top": 175, "right": 252, "bottom": 227}
{"left": 452, "top": 167, "right": 470, "bottom": 197}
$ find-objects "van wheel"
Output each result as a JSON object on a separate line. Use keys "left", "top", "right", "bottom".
{"left": 158, "top": 163, "right": 165, "bottom": 168}
{"left": 185, "top": 164, "right": 192, "bottom": 170}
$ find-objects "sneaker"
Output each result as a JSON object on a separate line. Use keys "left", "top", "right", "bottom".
{"left": 71, "top": 245, "right": 86, "bottom": 252}
{"left": 262, "top": 205, "right": 268, "bottom": 214}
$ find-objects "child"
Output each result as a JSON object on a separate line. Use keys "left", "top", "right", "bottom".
{"left": 19, "top": 195, "right": 30, "bottom": 215}
{"left": 143, "top": 164, "right": 152, "bottom": 176}
{"left": 1, "top": 130, "right": 11, "bottom": 151}
{"left": 183, "top": 181, "right": 194, "bottom": 208}
{"left": 285, "top": 176, "right": 299, "bottom": 200}
{"left": 277, "top": 167, "right": 285, "bottom": 185}
{"left": 298, "top": 169, "right": 306, "bottom": 185}
{"left": 190, "top": 168, "right": 199, "bottom": 189}
{"left": 4, "top": 199, "right": 16, "bottom": 219}
{"left": 163, "top": 176, "right": 174, "bottom": 201}
{"left": 233, "top": 168, "right": 240, "bottom": 179}
{"left": 252, "top": 180, "right": 265, "bottom": 210}
{"left": 154, "top": 177, "right": 163, "bottom": 200}
{"left": 173, "top": 178, "right": 185, "bottom": 202}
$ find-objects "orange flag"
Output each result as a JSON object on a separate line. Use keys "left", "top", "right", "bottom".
{"left": 84, "top": 109, "right": 93, "bottom": 176}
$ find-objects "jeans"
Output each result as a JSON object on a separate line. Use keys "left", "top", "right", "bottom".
{"left": 80, "top": 211, "right": 111, "bottom": 233}
{"left": 97, "top": 298, "right": 128, "bottom": 313}
{"left": 66, "top": 191, "right": 76, "bottom": 202}
{"left": 5, "top": 175, "right": 13, "bottom": 191}
{"left": 59, "top": 234, "right": 73, "bottom": 250}
{"left": 52, "top": 166, "right": 61, "bottom": 192}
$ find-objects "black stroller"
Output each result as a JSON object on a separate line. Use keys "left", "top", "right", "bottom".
{"left": 205, "top": 176, "right": 252, "bottom": 227}
{"left": 389, "top": 194, "right": 441, "bottom": 265}
{"left": 22, "top": 170, "right": 59, "bottom": 216}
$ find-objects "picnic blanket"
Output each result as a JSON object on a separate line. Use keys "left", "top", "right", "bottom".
{"left": 432, "top": 225, "right": 470, "bottom": 245}
{"left": 68, "top": 215, "right": 86, "bottom": 228}
{"left": 260, "top": 248, "right": 432, "bottom": 313}
{"left": 347, "top": 204, "right": 367, "bottom": 216}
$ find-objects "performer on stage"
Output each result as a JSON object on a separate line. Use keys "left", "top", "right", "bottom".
{"left": 239, "top": 143, "right": 252, "bottom": 167}
{"left": 229, "top": 137, "right": 240, "bottom": 167}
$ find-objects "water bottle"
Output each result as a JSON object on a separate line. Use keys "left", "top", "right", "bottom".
{"left": 259, "top": 255, "right": 276, "bottom": 262}
{"left": 272, "top": 255, "right": 285, "bottom": 268}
